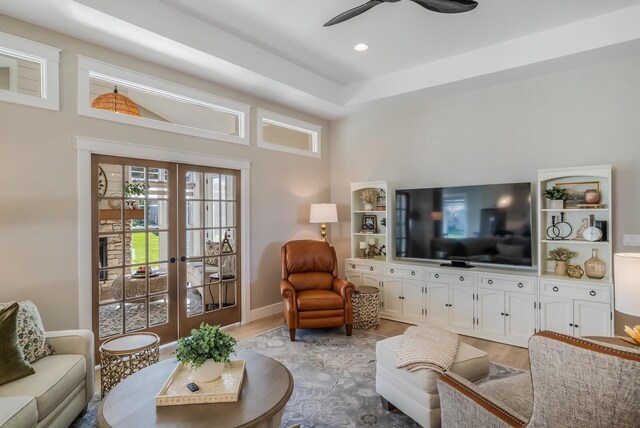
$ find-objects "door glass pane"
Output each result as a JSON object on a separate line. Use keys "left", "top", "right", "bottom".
{"left": 128, "top": 233, "right": 147, "bottom": 264}
{"left": 99, "top": 302, "right": 123, "bottom": 339}
{"left": 148, "top": 231, "right": 168, "bottom": 263}
{"left": 123, "top": 273, "right": 148, "bottom": 300}
{"left": 186, "top": 171, "right": 203, "bottom": 199}
{"left": 204, "top": 284, "right": 220, "bottom": 312}
{"left": 205, "top": 201, "right": 220, "bottom": 228}
{"left": 222, "top": 228, "right": 237, "bottom": 254}
{"left": 187, "top": 287, "right": 204, "bottom": 317}
{"left": 221, "top": 175, "right": 235, "bottom": 200}
{"left": 222, "top": 282, "right": 236, "bottom": 308}
{"left": 98, "top": 235, "right": 122, "bottom": 268}
{"left": 186, "top": 201, "right": 203, "bottom": 228}
{"left": 147, "top": 168, "right": 168, "bottom": 200}
{"left": 187, "top": 260, "right": 205, "bottom": 287}
{"left": 148, "top": 200, "right": 169, "bottom": 229}
{"left": 149, "top": 294, "right": 169, "bottom": 327}
{"left": 99, "top": 268, "right": 123, "bottom": 304}
{"left": 205, "top": 173, "right": 220, "bottom": 200}
{"left": 222, "top": 202, "right": 235, "bottom": 227}
{"left": 186, "top": 230, "right": 203, "bottom": 257}
{"left": 99, "top": 163, "right": 123, "bottom": 198}
{"left": 220, "top": 255, "right": 236, "bottom": 280}
{"left": 125, "top": 298, "right": 147, "bottom": 332}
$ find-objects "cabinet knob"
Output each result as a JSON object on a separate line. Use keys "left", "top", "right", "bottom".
{"left": 569, "top": 323, "right": 574, "bottom": 327}
{"left": 370, "top": 267, "right": 374, "bottom": 271}
{"left": 590, "top": 290, "right": 596, "bottom": 296}
{"left": 411, "top": 271, "right": 415, "bottom": 276}
{"left": 352, "top": 264, "right": 355, "bottom": 269}
{"left": 435, "top": 274, "right": 440, "bottom": 279}
{"left": 459, "top": 276, "right": 464, "bottom": 282}
{"left": 488, "top": 279, "right": 493, "bottom": 285}
{"left": 390, "top": 268, "right": 394, "bottom": 273}
{"left": 501, "top": 312, "right": 504, "bottom": 316}
{"left": 505, "top": 313, "right": 509, "bottom": 317}
{"left": 574, "top": 324, "right": 579, "bottom": 328}
{"left": 399, "top": 296, "right": 402, "bottom": 299}
{"left": 518, "top": 283, "right": 524, "bottom": 288}
{"left": 552, "top": 286, "right": 559, "bottom": 292}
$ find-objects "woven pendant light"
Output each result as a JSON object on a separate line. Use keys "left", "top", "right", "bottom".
{"left": 91, "top": 86, "right": 141, "bottom": 117}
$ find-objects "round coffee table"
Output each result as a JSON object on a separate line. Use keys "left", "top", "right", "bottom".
{"left": 98, "top": 351, "right": 294, "bottom": 428}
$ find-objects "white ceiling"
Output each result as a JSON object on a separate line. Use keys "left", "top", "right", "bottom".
{"left": 2, "top": 0, "right": 640, "bottom": 119}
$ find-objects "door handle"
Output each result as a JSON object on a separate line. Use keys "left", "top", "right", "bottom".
{"left": 170, "top": 257, "right": 176, "bottom": 264}
{"left": 180, "top": 256, "right": 186, "bottom": 262}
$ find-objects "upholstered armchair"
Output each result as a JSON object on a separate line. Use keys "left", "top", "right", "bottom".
{"left": 437, "top": 331, "right": 640, "bottom": 427}
{"left": 280, "top": 240, "right": 355, "bottom": 341}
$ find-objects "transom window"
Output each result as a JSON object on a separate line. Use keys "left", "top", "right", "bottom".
{"left": 256, "top": 108, "right": 321, "bottom": 158}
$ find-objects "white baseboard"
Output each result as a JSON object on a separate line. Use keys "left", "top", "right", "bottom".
{"left": 249, "top": 302, "right": 283, "bottom": 322}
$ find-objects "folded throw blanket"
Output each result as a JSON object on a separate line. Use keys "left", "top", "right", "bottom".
{"left": 395, "top": 325, "right": 460, "bottom": 373}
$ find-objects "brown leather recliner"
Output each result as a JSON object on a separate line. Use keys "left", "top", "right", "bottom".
{"left": 280, "top": 240, "right": 355, "bottom": 341}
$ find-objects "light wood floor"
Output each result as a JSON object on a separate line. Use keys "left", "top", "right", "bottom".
{"left": 96, "top": 315, "right": 530, "bottom": 392}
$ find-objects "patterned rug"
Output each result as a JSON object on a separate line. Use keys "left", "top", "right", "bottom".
{"left": 71, "top": 326, "right": 526, "bottom": 427}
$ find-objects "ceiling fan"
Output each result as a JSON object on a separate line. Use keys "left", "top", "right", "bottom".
{"left": 323, "top": 0, "right": 478, "bottom": 27}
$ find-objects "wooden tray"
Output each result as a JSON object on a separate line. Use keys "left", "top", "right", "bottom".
{"left": 156, "top": 360, "right": 245, "bottom": 406}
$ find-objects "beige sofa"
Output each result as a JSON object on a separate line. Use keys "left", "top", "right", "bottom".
{"left": 0, "top": 330, "right": 94, "bottom": 428}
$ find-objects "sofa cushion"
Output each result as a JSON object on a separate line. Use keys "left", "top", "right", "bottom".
{"left": 297, "top": 290, "right": 344, "bottom": 310}
{"left": 0, "top": 354, "right": 85, "bottom": 421}
{"left": 0, "top": 303, "right": 35, "bottom": 386}
{"left": 0, "top": 396, "right": 37, "bottom": 428}
{"left": 377, "top": 335, "right": 490, "bottom": 394}
{"left": 0, "top": 301, "right": 53, "bottom": 363}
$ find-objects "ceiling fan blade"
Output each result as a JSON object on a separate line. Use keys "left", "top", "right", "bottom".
{"left": 324, "top": 0, "right": 385, "bottom": 27}
{"left": 410, "top": 0, "right": 478, "bottom": 14}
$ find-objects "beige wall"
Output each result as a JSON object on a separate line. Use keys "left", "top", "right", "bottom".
{"left": 0, "top": 15, "right": 331, "bottom": 330}
{"left": 330, "top": 53, "right": 640, "bottom": 334}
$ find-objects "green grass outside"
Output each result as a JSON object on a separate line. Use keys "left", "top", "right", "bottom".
{"left": 131, "top": 232, "right": 159, "bottom": 265}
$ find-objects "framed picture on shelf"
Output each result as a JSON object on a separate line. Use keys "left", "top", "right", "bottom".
{"left": 555, "top": 181, "right": 600, "bottom": 207}
{"left": 361, "top": 215, "right": 377, "bottom": 233}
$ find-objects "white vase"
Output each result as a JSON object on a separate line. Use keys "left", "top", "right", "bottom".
{"left": 548, "top": 199, "right": 564, "bottom": 210}
{"left": 363, "top": 203, "right": 374, "bottom": 211}
{"left": 191, "top": 360, "right": 224, "bottom": 382}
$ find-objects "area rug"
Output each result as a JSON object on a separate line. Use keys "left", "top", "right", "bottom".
{"left": 71, "top": 326, "right": 526, "bottom": 427}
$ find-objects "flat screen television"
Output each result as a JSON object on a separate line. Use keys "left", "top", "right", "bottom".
{"left": 395, "top": 182, "right": 533, "bottom": 268}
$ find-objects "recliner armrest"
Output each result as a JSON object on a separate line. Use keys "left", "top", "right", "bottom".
{"left": 280, "top": 280, "right": 296, "bottom": 301}
{"left": 45, "top": 330, "right": 95, "bottom": 405}
{"left": 437, "top": 372, "right": 526, "bottom": 428}
{"left": 332, "top": 277, "right": 355, "bottom": 302}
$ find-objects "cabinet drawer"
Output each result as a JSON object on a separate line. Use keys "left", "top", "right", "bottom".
{"left": 385, "top": 265, "right": 423, "bottom": 280}
{"left": 346, "top": 261, "right": 381, "bottom": 274}
{"left": 478, "top": 275, "right": 535, "bottom": 294}
{"left": 540, "top": 281, "right": 611, "bottom": 303}
{"left": 428, "top": 271, "right": 473, "bottom": 286}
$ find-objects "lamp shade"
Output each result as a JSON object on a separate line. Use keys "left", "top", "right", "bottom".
{"left": 614, "top": 253, "right": 640, "bottom": 316}
{"left": 309, "top": 203, "right": 338, "bottom": 223}
{"left": 91, "top": 86, "right": 141, "bottom": 117}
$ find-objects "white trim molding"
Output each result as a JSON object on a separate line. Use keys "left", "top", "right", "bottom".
{"left": 256, "top": 108, "right": 321, "bottom": 158}
{"left": 76, "top": 136, "right": 252, "bottom": 329}
{"left": 249, "top": 302, "right": 283, "bottom": 323}
{"left": 0, "top": 30, "right": 60, "bottom": 110}
{"left": 77, "top": 56, "right": 251, "bottom": 145}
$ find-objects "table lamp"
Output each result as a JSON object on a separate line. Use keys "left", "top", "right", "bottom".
{"left": 310, "top": 203, "right": 338, "bottom": 241}
{"left": 614, "top": 253, "right": 640, "bottom": 345}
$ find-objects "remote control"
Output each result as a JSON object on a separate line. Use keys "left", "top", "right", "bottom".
{"left": 186, "top": 382, "right": 200, "bottom": 392}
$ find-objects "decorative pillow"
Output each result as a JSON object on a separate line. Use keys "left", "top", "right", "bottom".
{"left": 0, "top": 301, "right": 54, "bottom": 363}
{"left": 0, "top": 303, "right": 35, "bottom": 386}
{"left": 205, "top": 241, "right": 220, "bottom": 266}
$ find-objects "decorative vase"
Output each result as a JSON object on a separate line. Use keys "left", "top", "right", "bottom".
{"left": 554, "top": 260, "right": 568, "bottom": 276}
{"left": 583, "top": 189, "right": 601, "bottom": 204}
{"left": 548, "top": 199, "right": 564, "bottom": 210}
{"left": 584, "top": 249, "right": 606, "bottom": 279}
{"left": 191, "top": 360, "right": 224, "bottom": 382}
{"left": 363, "top": 202, "right": 374, "bottom": 211}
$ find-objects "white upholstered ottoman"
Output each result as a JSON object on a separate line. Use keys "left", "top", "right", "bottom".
{"left": 376, "top": 335, "right": 490, "bottom": 428}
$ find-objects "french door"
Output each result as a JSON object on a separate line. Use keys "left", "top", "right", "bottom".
{"left": 92, "top": 155, "right": 241, "bottom": 350}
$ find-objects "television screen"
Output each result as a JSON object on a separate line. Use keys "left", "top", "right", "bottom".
{"left": 395, "top": 182, "right": 533, "bottom": 267}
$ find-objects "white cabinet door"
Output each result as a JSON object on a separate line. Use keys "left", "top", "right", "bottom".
{"left": 449, "top": 284, "right": 474, "bottom": 331}
{"left": 402, "top": 279, "right": 424, "bottom": 323}
{"left": 506, "top": 292, "right": 536, "bottom": 343}
{"left": 426, "top": 282, "right": 449, "bottom": 328}
{"left": 362, "top": 273, "right": 379, "bottom": 288}
{"left": 382, "top": 277, "right": 403, "bottom": 318}
{"left": 574, "top": 300, "right": 612, "bottom": 338}
{"left": 346, "top": 273, "right": 362, "bottom": 287}
{"left": 477, "top": 288, "right": 505, "bottom": 337}
{"left": 540, "top": 296, "right": 573, "bottom": 335}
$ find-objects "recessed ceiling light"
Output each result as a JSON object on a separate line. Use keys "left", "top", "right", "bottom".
{"left": 354, "top": 43, "right": 369, "bottom": 52}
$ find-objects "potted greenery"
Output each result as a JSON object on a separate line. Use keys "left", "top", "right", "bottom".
{"left": 544, "top": 187, "right": 568, "bottom": 210}
{"left": 175, "top": 323, "right": 238, "bottom": 382}
{"left": 547, "top": 247, "right": 578, "bottom": 276}
{"left": 361, "top": 188, "right": 378, "bottom": 211}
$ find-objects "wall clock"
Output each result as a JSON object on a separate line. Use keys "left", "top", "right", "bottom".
{"left": 98, "top": 166, "right": 108, "bottom": 198}
{"left": 583, "top": 226, "right": 603, "bottom": 242}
